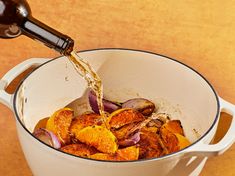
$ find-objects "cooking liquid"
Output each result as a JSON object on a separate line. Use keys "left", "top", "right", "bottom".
{"left": 68, "top": 51, "right": 107, "bottom": 124}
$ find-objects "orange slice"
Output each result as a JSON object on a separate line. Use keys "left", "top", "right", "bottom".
{"left": 76, "top": 125, "right": 118, "bottom": 154}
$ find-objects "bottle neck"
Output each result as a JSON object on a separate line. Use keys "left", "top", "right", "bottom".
{"left": 20, "top": 16, "right": 74, "bottom": 55}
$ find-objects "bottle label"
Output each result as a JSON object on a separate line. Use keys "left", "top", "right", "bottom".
{"left": 0, "top": 24, "right": 21, "bottom": 38}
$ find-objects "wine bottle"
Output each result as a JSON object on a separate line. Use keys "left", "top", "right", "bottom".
{"left": 0, "top": 0, "right": 74, "bottom": 55}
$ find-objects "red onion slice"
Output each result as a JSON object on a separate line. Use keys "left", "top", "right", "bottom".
{"left": 118, "top": 131, "right": 141, "bottom": 147}
{"left": 88, "top": 90, "right": 120, "bottom": 114}
{"left": 122, "top": 98, "right": 156, "bottom": 116}
{"left": 33, "top": 128, "right": 61, "bottom": 149}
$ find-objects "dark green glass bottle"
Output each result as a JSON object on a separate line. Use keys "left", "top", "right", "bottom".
{"left": 0, "top": 0, "right": 74, "bottom": 55}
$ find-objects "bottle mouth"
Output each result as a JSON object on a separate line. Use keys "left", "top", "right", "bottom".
{"left": 54, "top": 36, "right": 74, "bottom": 56}
{"left": 62, "top": 37, "right": 74, "bottom": 56}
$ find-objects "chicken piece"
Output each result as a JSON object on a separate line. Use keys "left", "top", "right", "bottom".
{"left": 60, "top": 143, "right": 98, "bottom": 157}
{"left": 159, "top": 127, "right": 180, "bottom": 153}
{"left": 146, "top": 119, "right": 164, "bottom": 128}
{"left": 70, "top": 113, "right": 102, "bottom": 138}
{"left": 141, "top": 126, "right": 159, "bottom": 134}
{"left": 138, "top": 128, "right": 164, "bottom": 159}
{"left": 75, "top": 125, "right": 118, "bottom": 154}
{"left": 108, "top": 108, "right": 145, "bottom": 129}
{"left": 46, "top": 108, "right": 73, "bottom": 145}
{"left": 111, "top": 123, "right": 137, "bottom": 140}
{"left": 160, "top": 122, "right": 191, "bottom": 153}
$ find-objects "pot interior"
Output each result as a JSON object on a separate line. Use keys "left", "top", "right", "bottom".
{"left": 14, "top": 49, "right": 219, "bottom": 144}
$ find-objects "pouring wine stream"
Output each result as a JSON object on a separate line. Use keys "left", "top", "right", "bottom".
{"left": 67, "top": 51, "right": 108, "bottom": 126}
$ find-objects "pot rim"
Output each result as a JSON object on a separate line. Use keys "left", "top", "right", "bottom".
{"left": 13, "top": 48, "right": 220, "bottom": 163}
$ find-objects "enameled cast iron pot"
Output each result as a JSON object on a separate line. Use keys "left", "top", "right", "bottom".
{"left": 0, "top": 49, "right": 235, "bottom": 176}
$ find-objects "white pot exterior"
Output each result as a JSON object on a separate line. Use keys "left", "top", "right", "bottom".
{"left": 1, "top": 49, "right": 235, "bottom": 176}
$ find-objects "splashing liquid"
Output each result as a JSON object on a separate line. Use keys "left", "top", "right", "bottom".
{"left": 68, "top": 51, "right": 107, "bottom": 124}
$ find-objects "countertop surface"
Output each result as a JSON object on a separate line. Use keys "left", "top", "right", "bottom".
{"left": 0, "top": 1, "right": 235, "bottom": 175}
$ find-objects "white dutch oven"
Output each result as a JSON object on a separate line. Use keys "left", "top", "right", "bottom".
{"left": 0, "top": 49, "right": 235, "bottom": 176}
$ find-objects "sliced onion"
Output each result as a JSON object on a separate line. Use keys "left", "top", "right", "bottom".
{"left": 88, "top": 90, "right": 120, "bottom": 114}
{"left": 33, "top": 128, "right": 61, "bottom": 149}
{"left": 118, "top": 131, "right": 141, "bottom": 147}
{"left": 122, "top": 98, "right": 156, "bottom": 116}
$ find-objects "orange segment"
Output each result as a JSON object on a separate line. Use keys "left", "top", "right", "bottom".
{"left": 116, "top": 146, "right": 139, "bottom": 160}
{"left": 70, "top": 113, "right": 102, "bottom": 138}
{"left": 89, "top": 153, "right": 116, "bottom": 161}
{"left": 89, "top": 146, "right": 139, "bottom": 161}
{"left": 175, "top": 133, "right": 191, "bottom": 149}
{"left": 162, "top": 120, "right": 184, "bottom": 136}
{"left": 76, "top": 125, "right": 118, "bottom": 154}
{"left": 34, "top": 117, "right": 49, "bottom": 132}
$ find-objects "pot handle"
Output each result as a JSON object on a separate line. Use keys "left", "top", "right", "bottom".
{"left": 0, "top": 58, "right": 50, "bottom": 109}
{"left": 184, "top": 97, "right": 235, "bottom": 157}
